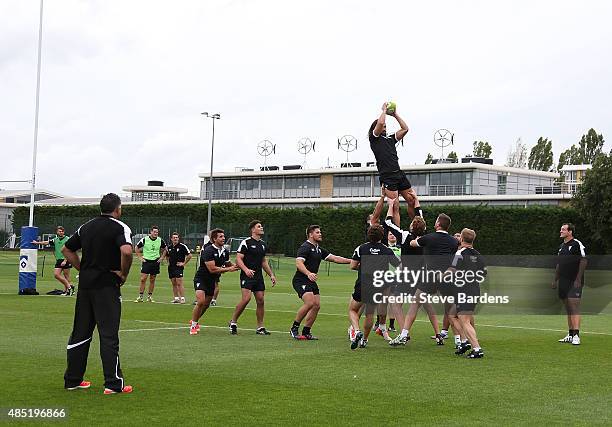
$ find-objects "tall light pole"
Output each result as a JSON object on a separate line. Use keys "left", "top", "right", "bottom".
{"left": 29, "top": 0, "right": 44, "bottom": 227}
{"left": 201, "top": 112, "right": 221, "bottom": 234}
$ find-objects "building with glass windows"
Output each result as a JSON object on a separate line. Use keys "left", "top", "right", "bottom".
{"left": 199, "top": 163, "right": 570, "bottom": 207}
{"left": 559, "top": 164, "right": 591, "bottom": 194}
{"left": 123, "top": 181, "right": 188, "bottom": 202}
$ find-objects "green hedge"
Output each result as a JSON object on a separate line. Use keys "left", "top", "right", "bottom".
{"left": 12, "top": 204, "right": 598, "bottom": 256}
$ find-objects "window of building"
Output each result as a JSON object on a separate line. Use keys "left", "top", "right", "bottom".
{"left": 202, "top": 178, "right": 240, "bottom": 200}
{"left": 239, "top": 178, "right": 259, "bottom": 199}
{"left": 428, "top": 171, "right": 471, "bottom": 196}
{"left": 260, "top": 177, "right": 284, "bottom": 198}
{"left": 497, "top": 174, "right": 507, "bottom": 195}
{"left": 333, "top": 174, "right": 372, "bottom": 197}
{"left": 284, "top": 176, "right": 320, "bottom": 198}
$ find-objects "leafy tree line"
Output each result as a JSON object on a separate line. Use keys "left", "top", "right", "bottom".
{"left": 424, "top": 128, "right": 605, "bottom": 172}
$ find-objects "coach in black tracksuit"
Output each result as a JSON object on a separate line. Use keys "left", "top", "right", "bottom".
{"left": 62, "top": 193, "right": 133, "bottom": 393}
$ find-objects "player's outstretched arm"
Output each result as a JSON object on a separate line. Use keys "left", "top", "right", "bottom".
{"left": 385, "top": 198, "right": 411, "bottom": 244}
{"left": 32, "top": 239, "right": 50, "bottom": 245}
{"left": 327, "top": 254, "right": 351, "bottom": 264}
{"left": 372, "top": 103, "right": 388, "bottom": 137}
{"left": 205, "top": 260, "right": 238, "bottom": 274}
{"left": 350, "top": 260, "right": 360, "bottom": 271}
{"left": 370, "top": 189, "right": 386, "bottom": 225}
{"left": 391, "top": 108, "right": 409, "bottom": 141}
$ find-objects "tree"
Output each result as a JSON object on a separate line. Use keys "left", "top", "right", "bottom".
{"left": 447, "top": 151, "right": 458, "bottom": 162}
{"left": 528, "top": 137, "right": 554, "bottom": 171}
{"left": 557, "top": 145, "right": 581, "bottom": 171}
{"left": 572, "top": 153, "right": 612, "bottom": 253}
{"left": 557, "top": 128, "right": 605, "bottom": 170}
{"left": 578, "top": 128, "right": 604, "bottom": 164}
{"left": 425, "top": 153, "right": 434, "bottom": 164}
{"left": 506, "top": 138, "right": 528, "bottom": 168}
{"left": 473, "top": 141, "right": 492, "bottom": 158}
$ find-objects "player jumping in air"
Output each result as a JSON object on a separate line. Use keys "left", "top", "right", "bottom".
{"left": 368, "top": 102, "right": 422, "bottom": 219}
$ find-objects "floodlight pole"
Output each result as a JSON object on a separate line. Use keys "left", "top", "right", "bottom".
{"left": 29, "top": 0, "right": 44, "bottom": 227}
{"left": 201, "top": 112, "right": 221, "bottom": 234}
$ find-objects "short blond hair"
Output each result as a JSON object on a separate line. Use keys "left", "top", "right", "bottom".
{"left": 461, "top": 228, "right": 476, "bottom": 244}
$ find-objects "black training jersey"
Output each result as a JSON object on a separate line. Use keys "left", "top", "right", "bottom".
{"left": 64, "top": 215, "right": 132, "bottom": 289}
{"left": 293, "top": 240, "right": 331, "bottom": 284}
{"left": 194, "top": 244, "right": 230, "bottom": 282}
{"left": 557, "top": 238, "right": 586, "bottom": 281}
{"left": 352, "top": 242, "right": 400, "bottom": 286}
{"left": 451, "top": 247, "right": 487, "bottom": 286}
{"left": 167, "top": 242, "right": 190, "bottom": 267}
{"left": 415, "top": 230, "right": 459, "bottom": 272}
{"left": 237, "top": 237, "right": 267, "bottom": 281}
{"left": 384, "top": 216, "right": 425, "bottom": 269}
{"left": 369, "top": 129, "right": 400, "bottom": 174}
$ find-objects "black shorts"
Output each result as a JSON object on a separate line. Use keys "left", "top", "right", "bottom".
{"left": 353, "top": 280, "right": 392, "bottom": 304}
{"left": 438, "top": 282, "right": 456, "bottom": 298}
{"left": 456, "top": 284, "right": 480, "bottom": 313}
{"left": 241, "top": 278, "right": 265, "bottom": 292}
{"left": 352, "top": 281, "right": 362, "bottom": 303}
{"left": 391, "top": 282, "right": 417, "bottom": 297}
{"left": 54, "top": 259, "right": 72, "bottom": 269}
{"left": 194, "top": 279, "right": 215, "bottom": 295}
{"left": 293, "top": 280, "right": 320, "bottom": 299}
{"left": 558, "top": 278, "right": 583, "bottom": 299}
{"left": 379, "top": 171, "right": 411, "bottom": 192}
{"left": 168, "top": 266, "right": 184, "bottom": 279}
{"left": 141, "top": 260, "right": 160, "bottom": 276}
{"left": 417, "top": 281, "right": 438, "bottom": 295}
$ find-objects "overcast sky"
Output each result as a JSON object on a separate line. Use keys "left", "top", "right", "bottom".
{"left": 1, "top": 0, "right": 611, "bottom": 197}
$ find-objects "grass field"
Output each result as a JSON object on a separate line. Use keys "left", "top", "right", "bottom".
{"left": 1, "top": 250, "right": 611, "bottom": 426}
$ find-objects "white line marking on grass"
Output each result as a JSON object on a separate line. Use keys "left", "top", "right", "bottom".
{"left": 129, "top": 320, "right": 287, "bottom": 334}
{"left": 117, "top": 286, "right": 350, "bottom": 299}
{"left": 2, "top": 292, "right": 609, "bottom": 337}
{"left": 472, "top": 323, "right": 612, "bottom": 336}
{"left": 121, "top": 326, "right": 187, "bottom": 332}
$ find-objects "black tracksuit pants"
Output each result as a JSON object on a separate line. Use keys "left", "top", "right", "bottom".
{"left": 64, "top": 286, "right": 124, "bottom": 391}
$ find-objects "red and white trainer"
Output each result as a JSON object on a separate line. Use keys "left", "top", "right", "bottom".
{"left": 66, "top": 381, "right": 91, "bottom": 390}
{"left": 103, "top": 385, "right": 133, "bottom": 395}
